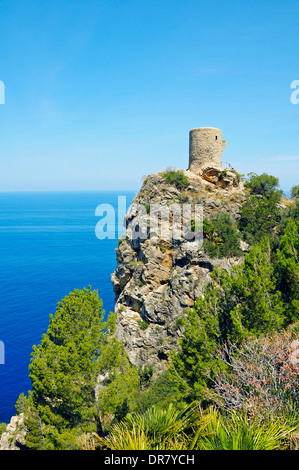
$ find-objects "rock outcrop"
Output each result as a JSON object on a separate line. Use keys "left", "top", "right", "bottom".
{"left": 0, "top": 414, "right": 26, "bottom": 450}
{"left": 112, "top": 167, "right": 246, "bottom": 375}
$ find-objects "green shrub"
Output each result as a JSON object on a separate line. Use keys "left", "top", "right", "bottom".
{"left": 244, "top": 172, "right": 283, "bottom": 200}
{"left": 291, "top": 185, "right": 299, "bottom": 199}
{"left": 0, "top": 422, "right": 6, "bottom": 438}
{"left": 138, "top": 366, "right": 154, "bottom": 387}
{"left": 139, "top": 320, "right": 149, "bottom": 330}
{"left": 162, "top": 170, "right": 189, "bottom": 190}
{"left": 237, "top": 173, "right": 285, "bottom": 245}
{"left": 136, "top": 370, "right": 180, "bottom": 413}
{"left": 203, "top": 213, "right": 242, "bottom": 258}
{"left": 238, "top": 194, "right": 282, "bottom": 245}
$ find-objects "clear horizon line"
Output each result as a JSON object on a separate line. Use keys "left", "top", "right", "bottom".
{"left": 0, "top": 188, "right": 139, "bottom": 193}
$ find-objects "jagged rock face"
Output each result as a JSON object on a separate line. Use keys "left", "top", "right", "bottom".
{"left": 199, "top": 165, "right": 240, "bottom": 188}
{"left": 112, "top": 169, "right": 246, "bottom": 375}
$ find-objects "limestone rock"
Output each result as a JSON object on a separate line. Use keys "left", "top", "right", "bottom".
{"left": 0, "top": 414, "right": 27, "bottom": 450}
{"left": 112, "top": 169, "right": 246, "bottom": 375}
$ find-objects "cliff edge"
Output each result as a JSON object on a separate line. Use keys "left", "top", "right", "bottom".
{"left": 112, "top": 165, "right": 246, "bottom": 375}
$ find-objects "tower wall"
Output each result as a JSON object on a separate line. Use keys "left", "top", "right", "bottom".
{"left": 188, "top": 127, "right": 225, "bottom": 174}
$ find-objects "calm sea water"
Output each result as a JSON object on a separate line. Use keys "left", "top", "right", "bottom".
{"left": 0, "top": 191, "right": 135, "bottom": 423}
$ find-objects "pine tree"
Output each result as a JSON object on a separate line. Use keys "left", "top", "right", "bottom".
{"left": 230, "top": 237, "right": 285, "bottom": 336}
{"left": 24, "top": 404, "right": 46, "bottom": 450}
{"left": 28, "top": 287, "right": 105, "bottom": 432}
{"left": 22, "top": 287, "right": 140, "bottom": 448}
{"left": 96, "top": 337, "right": 140, "bottom": 430}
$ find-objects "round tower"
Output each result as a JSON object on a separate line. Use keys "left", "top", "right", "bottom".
{"left": 188, "top": 127, "right": 226, "bottom": 174}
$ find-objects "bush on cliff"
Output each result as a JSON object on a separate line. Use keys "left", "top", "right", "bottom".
{"left": 239, "top": 173, "right": 285, "bottom": 246}
{"left": 203, "top": 213, "right": 242, "bottom": 258}
{"left": 238, "top": 193, "right": 283, "bottom": 245}
{"left": 244, "top": 172, "right": 283, "bottom": 200}
{"left": 162, "top": 170, "right": 189, "bottom": 190}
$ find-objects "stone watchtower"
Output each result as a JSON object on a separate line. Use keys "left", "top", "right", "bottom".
{"left": 188, "top": 127, "right": 226, "bottom": 174}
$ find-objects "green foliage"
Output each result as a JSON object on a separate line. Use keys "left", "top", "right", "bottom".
{"left": 15, "top": 392, "right": 29, "bottom": 414}
{"left": 28, "top": 287, "right": 105, "bottom": 432}
{"left": 0, "top": 423, "right": 6, "bottom": 438}
{"left": 244, "top": 172, "right": 283, "bottom": 200}
{"left": 138, "top": 320, "right": 149, "bottom": 329}
{"left": 95, "top": 423, "right": 151, "bottom": 450}
{"left": 192, "top": 407, "right": 296, "bottom": 450}
{"left": 291, "top": 185, "right": 299, "bottom": 199}
{"left": 238, "top": 193, "right": 282, "bottom": 245}
{"left": 162, "top": 170, "right": 189, "bottom": 190}
{"left": 289, "top": 198, "right": 299, "bottom": 221}
{"left": 168, "top": 300, "right": 224, "bottom": 401}
{"left": 136, "top": 370, "right": 181, "bottom": 413}
{"left": 94, "top": 402, "right": 202, "bottom": 450}
{"left": 275, "top": 219, "right": 299, "bottom": 323}
{"left": 239, "top": 173, "right": 284, "bottom": 245}
{"left": 170, "top": 237, "right": 286, "bottom": 401}
{"left": 168, "top": 185, "right": 299, "bottom": 417}
{"left": 93, "top": 403, "right": 296, "bottom": 451}
{"left": 138, "top": 366, "right": 153, "bottom": 387}
{"left": 228, "top": 237, "right": 285, "bottom": 337}
{"left": 23, "top": 397, "right": 49, "bottom": 450}
{"left": 203, "top": 213, "right": 242, "bottom": 258}
{"left": 96, "top": 337, "right": 140, "bottom": 428}
{"left": 21, "top": 287, "right": 139, "bottom": 449}
{"left": 230, "top": 169, "right": 243, "bottom": 183}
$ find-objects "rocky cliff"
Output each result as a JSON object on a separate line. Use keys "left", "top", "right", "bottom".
{"left": 0, "top": 162, "right": 247, "bottom": 450}
{"left": 112, "top": 166, "right": 246, "bottom": 375}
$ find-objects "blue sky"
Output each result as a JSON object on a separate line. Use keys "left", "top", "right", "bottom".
{"left": 0, "top": 0, "right": 298, "bottom": 192}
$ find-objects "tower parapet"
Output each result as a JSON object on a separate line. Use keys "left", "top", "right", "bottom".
{"left": 188, "top": 127, "right": 225, "bottom": 174}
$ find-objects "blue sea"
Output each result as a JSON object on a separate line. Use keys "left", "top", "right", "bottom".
{"left": 0, "top": 190, "right": 135, "bottom": 423}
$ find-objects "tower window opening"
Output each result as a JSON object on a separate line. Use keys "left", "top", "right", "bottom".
{"left": 215, "top": 136, "right": 218, "bottom": 140}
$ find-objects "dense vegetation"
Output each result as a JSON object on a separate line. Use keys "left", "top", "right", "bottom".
{"left": 203, "top": 213, "right": 242, "bottom": 258}
{"left": 202, "top": 172, "right": 286, "bottom": 257}
{"left": 14, "top": 288, "right": 139, "bottom": 449}
{"left": 8, "top": 173, "right": 299, "bottom": 450}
